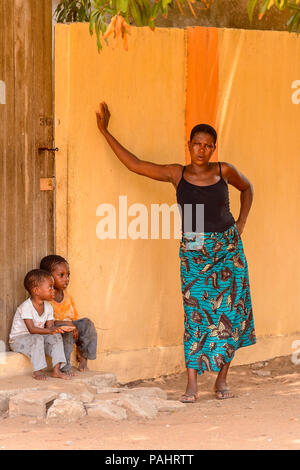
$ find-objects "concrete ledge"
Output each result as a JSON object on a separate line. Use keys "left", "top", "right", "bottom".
{"left": 89, "top": 333, "right": 300, "bottom": 383}
{"left": 1, "top": 333, "right": 300, "bottom": 382}
{"left": 91, "top": 345, "right": 185, "bottom": 384}
{"left": 231, "top": 332, "right": 300, "bottom": 367}
{"left": 0, "top": 352, "right": 33, "bottom": 377}
{"left": 0, "top": 350, "right": 77, "bottom": 379}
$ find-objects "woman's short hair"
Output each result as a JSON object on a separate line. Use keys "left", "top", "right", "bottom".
{"left": 40, "top": 254, "right": 68, "bottom": 274}
{"left": 190, "top": 124, "right": 217, "bottom": 144}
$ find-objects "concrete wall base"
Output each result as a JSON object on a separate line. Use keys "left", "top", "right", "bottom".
{"left": 1, "top": 333, "right": 299, "bottom": 382}
{"left": 89, "top": 333, "right": 300, "bottom": 383}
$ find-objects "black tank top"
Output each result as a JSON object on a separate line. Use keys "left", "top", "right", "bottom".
{"left": 176, "top": 162, "right": 235, "bottom": 233}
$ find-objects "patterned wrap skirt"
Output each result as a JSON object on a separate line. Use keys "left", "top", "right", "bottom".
{"left": 179, "top": 223, "right": 256, "bottom": 375}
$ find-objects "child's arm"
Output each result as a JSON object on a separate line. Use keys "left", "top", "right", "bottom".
{"left": 54, "top": 320, "right": 78, "bottom": 339}
{"left": 24, "top": 319, "right": 64, "bottom": 335}
{"left": 46, "top": 320, "right": 66, "bottom": 334}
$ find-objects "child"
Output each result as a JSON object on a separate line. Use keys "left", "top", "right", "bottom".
{"left": 40, "top": 255, "right": 98, "bottom": 372}
{"left": 9, "top": 269, "right": 71, "bottom": 381}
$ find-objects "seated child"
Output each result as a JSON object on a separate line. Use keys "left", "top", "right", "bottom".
{"left": 40, "top": 255, "right": 98, "bottom": 372}
{"left": 9, "top": 269, "right": 71, "bottom": 381}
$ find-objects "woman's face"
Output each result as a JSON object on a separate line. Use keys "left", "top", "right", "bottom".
{"left": 51, "top": 262, "right": 70, "bottom": 291}
{"left": 188, "top": 132, "right": 215, "bottom": 165}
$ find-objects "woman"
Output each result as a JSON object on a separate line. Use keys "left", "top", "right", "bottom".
{"left": 96, "top": 102, "right": 256, "bottom": 402}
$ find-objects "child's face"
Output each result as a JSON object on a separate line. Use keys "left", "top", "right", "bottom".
{"left": 51, "top": 262, "right": 70, "bottom": 291}
{"left": 33, "top": 276, "right": 55, "bottom": 301}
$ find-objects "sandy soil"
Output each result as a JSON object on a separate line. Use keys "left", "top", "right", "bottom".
{"left": 0, "top": 355, "right": 300, "bottom": 451}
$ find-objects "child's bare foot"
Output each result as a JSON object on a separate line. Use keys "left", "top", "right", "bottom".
{"left": 32, "top": 371, "right": 48, "bottom": 381}
{"left": 51, "top": 369, "right": 71, "bottom": 380}
{"left": 77, "top": 351, "right": 89, "bottom": 372}
{"left": 64, "top": 368, "right": 77, "bottom": 377}
{"left": 52, "top": 363, "right": 71, "bottom": 380}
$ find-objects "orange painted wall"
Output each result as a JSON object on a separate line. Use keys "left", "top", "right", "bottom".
{"left": 186, "top": 27, "right": 219, "bottom": 162}
{"left": 186, "top": 27, "right": 300, "bottom": 338}
{"left": 217, "top": 29, "right": 300, "bottom": 336}
{"left": 55, "top": 25, "right": 300, "bottom": 382}
{"left": 55, "top": 25, "right": 187, "bottom": 383}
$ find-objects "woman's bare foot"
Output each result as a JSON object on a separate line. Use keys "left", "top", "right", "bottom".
{"left": 180, "top": 368, "right": 198, "bottom": 402}
{"left": 214, "top": 380, "right": 234, "bottom": 399}
{"left": 214, "top": 362, "right": 234, "bottom": 399}
{"left": 32, "top": 371, "right": 48, "bottom": 381}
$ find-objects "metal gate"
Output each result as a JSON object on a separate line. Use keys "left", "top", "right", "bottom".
{"left": 0, "top": 0, "right": 54, "bottom": 347}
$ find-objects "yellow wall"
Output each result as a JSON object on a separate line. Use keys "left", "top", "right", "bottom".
{"left": 55, "top": 25, "right": 300, "bottom": 383}
{"left": 217, "top": 29, "right": 300, "bottom": 336}
{"left": 55, "top": 25, "right": 187, "bottom": 382}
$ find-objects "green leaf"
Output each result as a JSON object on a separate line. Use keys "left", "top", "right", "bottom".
{"left": 117, "top": 0, "right": 129, "bottom": 13}
{"left": 150, "top": 1, "right": 161, "bottom": 19}
{"left": 162, "top": 0, "right": 172, "bottom": 8}
{"left": 247, "top": 0, "right": 259, "bottom": 22}
{"left": 287, "top": 10, "right": 300, "bottom": 31}
{"left": 141, "top": 0, "right": 151, "bottom": 17}
{"left": 259, "top": 0, "right": 272, "bottom": 17}
{"left": 274, "top": 0, "right": 287, "bottom": 9}
{"left": 129, "top": 0, "right": 144, "bottom": 25}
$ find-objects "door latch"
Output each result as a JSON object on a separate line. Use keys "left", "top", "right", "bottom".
{"left": 40, "top": 177, "right": 55, "bottom": 191}
{"left": 38, "top": 147, "right": 59, "bottom": 152}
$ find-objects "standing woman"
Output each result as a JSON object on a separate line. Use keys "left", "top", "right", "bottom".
{"left": 96, "top": 102, "right": 256, "bottom": 402}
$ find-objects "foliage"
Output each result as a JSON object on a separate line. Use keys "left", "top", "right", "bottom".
{"left": 248, "top": 0, "right": 300, "bottom": 32}
{"left": 54, "top": 0, "right": 214, "bottom": 50}
{"left": 54, "top": 0, "right": 300, "bottom": 53}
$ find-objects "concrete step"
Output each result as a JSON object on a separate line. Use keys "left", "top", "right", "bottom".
{"left": 0, "top": 371, "right": 185, "bottom": 423}
{"left": 0, "top": 350, "right": 78, "bottom": 378}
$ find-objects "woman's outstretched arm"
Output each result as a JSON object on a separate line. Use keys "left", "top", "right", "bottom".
{"left": 96, "top": 102, "right": 182, "bottom": 186}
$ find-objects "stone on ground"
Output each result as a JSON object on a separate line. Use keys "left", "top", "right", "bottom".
{"left": 250, "top": 361, "right": 268, "bottom": 369}
{"left": 96, "top": 387, "right": 127, "bottom": 394}
{"left": 46, "top": 399, "right": 86, "bottom": 423}
{"left": 114, "top": 396, "right": 158, "bottom": 419}
{"left": 79, "top": 390, "right": 95, "bottom": 403}
{"left": 0, "top": 397, "right": 9, "bottom": 416}
{"left": 122, "top": 387, "right": 167, "bottom": 400}
{"left": 85, "top": 400, "right": 127, "bottom": 421}
{"left": 150, "top": 397, "right": 186, "bottom": 412}
{"left": 73, "top": 373, "right": 117, "bottom": 389}
{"left": 58, "top": 392, "right": 75, "bottom": 400}
{"left": 9, "top": 391, "right": 58, "bottom": 419}
{"left": 252, "top": 370, "right": 272, "bottom": 377}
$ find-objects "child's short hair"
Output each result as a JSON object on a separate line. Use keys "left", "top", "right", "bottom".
{"left": 40, "top": 255, "right": 68, "bottom": 273}
{"left": 24, "top": 269, "right": 53, "bottom": 294}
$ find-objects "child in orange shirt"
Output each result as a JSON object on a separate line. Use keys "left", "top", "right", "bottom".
{"left": 40, "top": 255, "right": 98, "bottom": 372}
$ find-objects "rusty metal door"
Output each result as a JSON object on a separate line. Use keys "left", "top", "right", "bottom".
{"left": 0, "top": 0, "right": 54, "bottom": 347}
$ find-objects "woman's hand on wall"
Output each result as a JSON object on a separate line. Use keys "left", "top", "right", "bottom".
{"left": 96, "top": 102, "right": 111, "bottom": 135}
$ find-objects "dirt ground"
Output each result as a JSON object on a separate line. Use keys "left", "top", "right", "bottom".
{"left": 0, "top": 355, "right": 299, "bottom": 451}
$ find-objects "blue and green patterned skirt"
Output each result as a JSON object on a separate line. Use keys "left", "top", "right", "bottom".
{"left": 180, "top": 223, "right": 256, "bottom": 375}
